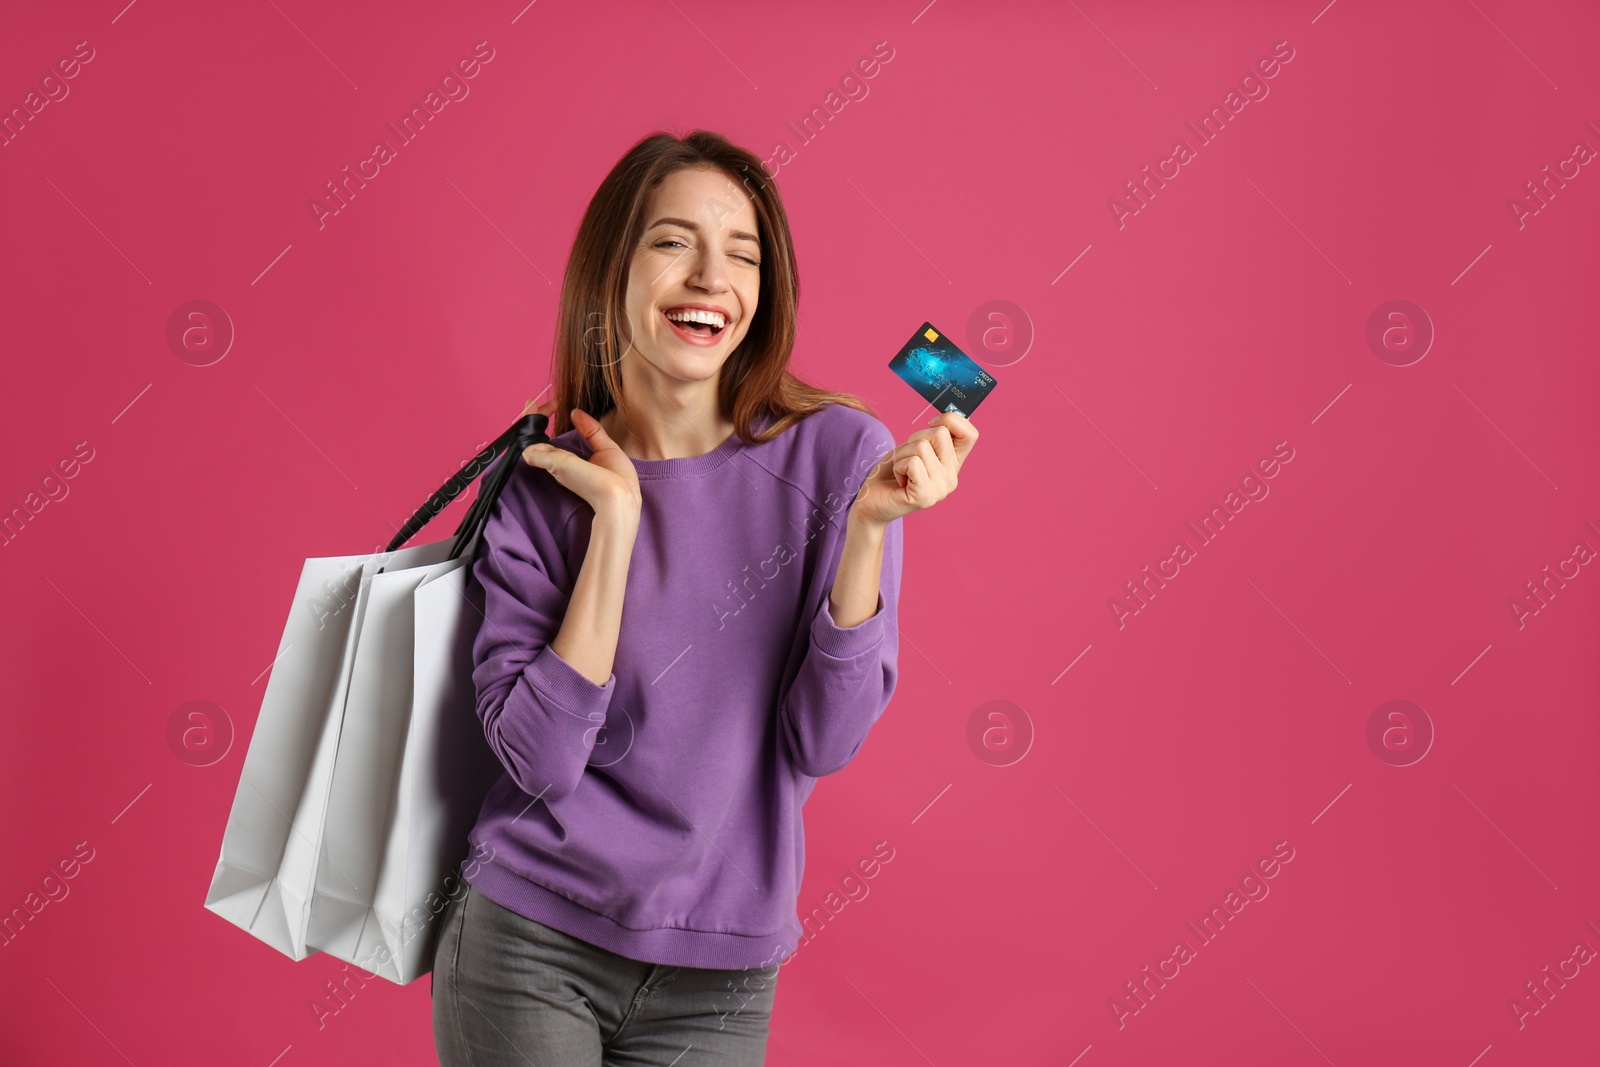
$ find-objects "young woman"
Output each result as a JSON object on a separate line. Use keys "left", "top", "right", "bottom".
{"left": 432, "top": 129, "right": 977, "bottom": 1066}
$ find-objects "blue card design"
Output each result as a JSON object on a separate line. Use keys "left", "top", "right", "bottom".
{"left": 888, "top": 322, "right": 997, "bottom": 417}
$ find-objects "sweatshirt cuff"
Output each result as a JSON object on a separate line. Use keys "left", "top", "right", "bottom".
{"left": 525, "top": 643, "right": 615, "bottom": 720}
{"left": 810, "top": 592, "right": 886, "bottom": 660}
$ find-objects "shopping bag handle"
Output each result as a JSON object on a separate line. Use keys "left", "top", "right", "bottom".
{"left": 384, "top": 412, "right": 552, "bottom": 560}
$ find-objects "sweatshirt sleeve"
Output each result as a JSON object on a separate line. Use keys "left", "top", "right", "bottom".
{"left": 777, "top": 505, "right": 904, "bottom": 779}
{"left": 469, "top": 467, "right": 618, "bottom": 801}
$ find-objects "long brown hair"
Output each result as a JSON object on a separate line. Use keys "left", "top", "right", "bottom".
{"left": 544, "top": 129, "right": 872, "bottom": 443}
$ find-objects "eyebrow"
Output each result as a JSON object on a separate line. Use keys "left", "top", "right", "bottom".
{"left": 645, "top": 216, "right": 761, "bottom": 246}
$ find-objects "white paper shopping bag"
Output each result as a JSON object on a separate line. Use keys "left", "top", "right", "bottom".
{"left": 202, "top": 549, "right": 370, "bottom": 961}
{"left": 206, "top": 534, "right": 462, "bottom": 961}
{"left": 205, "top": 412, "right": 547, "bottom": 979}
{"left": 301, "top": 537, "right": 455, "bottom": 969}
{"left": 339, "top": 555, "right": 503, "bottom": 984}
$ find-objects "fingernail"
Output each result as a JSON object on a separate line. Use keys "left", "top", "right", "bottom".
{"left": 927, "top": 415, "right": 940, "bottom": 425}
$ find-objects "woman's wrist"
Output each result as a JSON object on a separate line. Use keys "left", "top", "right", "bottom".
{"left": 593, "top": 493, "right": 642, "bottom": 534}
{"left": 847, "top": 502, "right": 888, "bottom": 534}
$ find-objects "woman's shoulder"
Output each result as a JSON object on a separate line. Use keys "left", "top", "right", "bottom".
{"left": 756, "top": 402, "right": 894, "bottom": 492}
{"left": 788, "top": 401, "right": 891, "bottom": 448}
{"left": 547, "top": 423, "right": 591, "bottom": 456}
{"left": 805, "top": 402, "right": 895, "bottom": 465}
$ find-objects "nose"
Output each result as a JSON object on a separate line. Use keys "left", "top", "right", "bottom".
{"left": 685, "top": 245, "right": 731, "bottom": 293}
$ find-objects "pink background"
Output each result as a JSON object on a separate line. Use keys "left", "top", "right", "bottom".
{"left": 3, "top": 0, "right": 1599, "bottom": 1063}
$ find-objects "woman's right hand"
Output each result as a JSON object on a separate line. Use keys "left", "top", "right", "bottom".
{"left": 518, "top": 398, "right": 642, "bottom": 524}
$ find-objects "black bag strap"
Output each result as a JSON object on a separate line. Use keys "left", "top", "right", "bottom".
{"left": 383, "top": 413, "right": 551, "bottom": 560}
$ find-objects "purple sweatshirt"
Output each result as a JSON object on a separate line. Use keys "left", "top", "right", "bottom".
{"left": 461, "top": 401, "right": 904, "bottom": 970}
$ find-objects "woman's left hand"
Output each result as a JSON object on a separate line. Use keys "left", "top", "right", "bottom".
{"left": 850, "top": 411, "right": 980, "bottom": 528}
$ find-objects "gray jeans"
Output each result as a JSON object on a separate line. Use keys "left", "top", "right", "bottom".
{"left": 432, "top": 883, "right": 780, "bottom": 1066}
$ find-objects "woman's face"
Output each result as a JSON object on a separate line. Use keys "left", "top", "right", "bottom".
{"left": 621, "top": 165, "right": 761, "bottom": 387}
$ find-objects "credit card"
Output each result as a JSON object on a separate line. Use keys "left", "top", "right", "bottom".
{"left": 888, "top": 322, "right": 997, "bottom": 417}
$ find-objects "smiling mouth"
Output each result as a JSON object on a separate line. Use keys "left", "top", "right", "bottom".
{"left": 661, "top": 308, "right": 729, "bottom": 342}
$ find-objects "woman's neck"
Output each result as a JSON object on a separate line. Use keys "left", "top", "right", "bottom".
{"left": 599, "top": 406, "right": 738, "bottom": 462}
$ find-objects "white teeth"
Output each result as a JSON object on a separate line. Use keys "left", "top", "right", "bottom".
{"left": 664, "top": 308, "right": 727, "bottom": 330}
